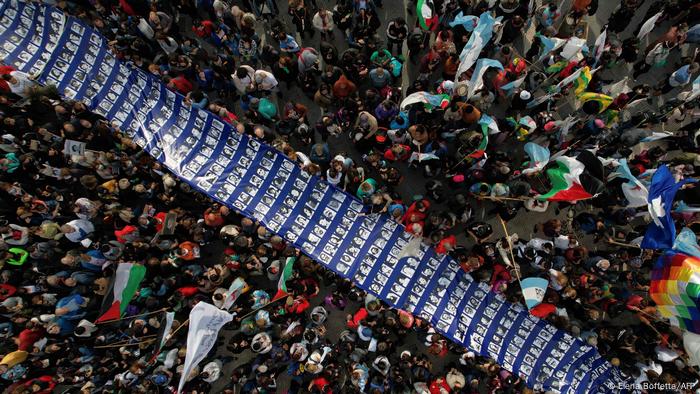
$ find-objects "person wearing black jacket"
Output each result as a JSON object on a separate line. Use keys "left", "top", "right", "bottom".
{"left": 386, "top": 17, "right": 409, "bottom": 55}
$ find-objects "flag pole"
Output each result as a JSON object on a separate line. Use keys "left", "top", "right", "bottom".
{"left": 498, "top": 215, "right": 523, "bottom": 285}
{"left": 236, "top": 294, "right": 288, "bottom": 322}
{"left": 475, "top": 195, "right": 531, "bottom": 202}
{"left": 605, "top": 238, "right": 642, "bottom": 249}
{"left": 94, "top": 338, "right": 157, "bottom": 349}
{"left": 95, "top": 308, "right": 169, "bottom": 325}
{"left": 163, "top": 318, "right": 190, "bottom": 341}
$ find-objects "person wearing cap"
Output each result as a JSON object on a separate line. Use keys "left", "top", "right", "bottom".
{"left": 510, "top": 89, "right": 532, "bottom": 113}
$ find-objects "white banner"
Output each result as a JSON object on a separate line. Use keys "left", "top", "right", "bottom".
{"left": 177, "top": 302, "right": 233, "bottom": 393}
{"left": 637, "top": 11, "right": 663, "bottom": 40}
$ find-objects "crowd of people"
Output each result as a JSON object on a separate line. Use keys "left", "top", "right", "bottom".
{"left": 1, "top": 0, "right": 700, "bottom": 392}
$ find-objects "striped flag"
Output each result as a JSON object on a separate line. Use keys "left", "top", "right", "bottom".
{"left": 522, "top": 142, "right": 551, "bottom": 175}
{"left": 417, "top": 0, "right": 438, "bottom": 31}
{"left": 274, "top": 256, "right": 297, "bottom": 300}
{"left": 467, "top": 124, "right": 489, "bottom": 159}
{"left": 674, "top": 228, "right": 700, "bottom": 259}
{"left": 520, "top": 277, "right": 549, "bottom": 309}
{"left": 577, "top": 92, "right": 613, "bottom": 113}
{"left": 537, "top": 157, "right": 593, "bottom": 201}
{"left": 611, "top": 158, "right": 648, "bottom": 208}
{"left": 449, "top": 11, "right": 478, "bottom": 31}
{"left": 454, "top": 12, "right": 496, "bottom": 82}
{"left": 545, "top": 60, "right": 570, "bottom": 74}
{"left": 95, "top": 263, "right": 146, "bottom": 323}
{"left": 500, "top": 75, "right": 526, "bottom": 97}
{"left": 478, "top": 113, "right": 500, "bottom": 135}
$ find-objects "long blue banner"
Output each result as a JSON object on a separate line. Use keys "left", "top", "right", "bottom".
{"left": 0, "top": 1, "right": 631, "bottom": 392}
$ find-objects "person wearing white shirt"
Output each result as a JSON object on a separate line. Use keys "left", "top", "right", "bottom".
{"left": 232, "top": 65, "right": 255, "bottom": 94}
{"left": 201, "top": 360, "right": 222, "bottom": 383}
{"left": 254, "top": 69, "right": 278, "bottom": 93}
{"left": 312, "top": 9, "right": 334, "bottom": 41}
{"left": 1, "top": 224, "right": 29, "bottom": 246}
{"left": 60, "top": 219, "right": 94, "bottom": 243}
{"left": 2, "top": 71, "right": 36, "bottom": 98}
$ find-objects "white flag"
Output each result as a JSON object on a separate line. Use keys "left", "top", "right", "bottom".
{"left": 560, "top": 37, "right": 586, "bottom": 60}
{"left": 637, "top": 11, "right": 663, "bottom": 40}
{"left": 177, "top": 302, "right": 233, "bottom": 393}
{"left": 684, "top": 331, "right": 700, "bottom": 367}
{"left": 602, "top": 76, "right": 631, "bottom": 97}
{"left": 593, "top": 29, "right": 607, "bottom": 64}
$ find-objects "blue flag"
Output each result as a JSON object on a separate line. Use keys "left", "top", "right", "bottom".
{"left": 454, "top": 12, "right": 497, "bottom": 81}
{"left": 520, "top": 277, "right": 549, "bottom": 309}
{"left": 467, "top": 58, "right": 503, "bottom": 98}
{"left": 478, "top": 113, "right": 500, "bottom": 135}
{"left": 641, "top": 165, "right": 696, "bottom": 250}
{"left": 673, "top": 227, "right": 700, "bottom": 259}
{"left": 521, "top": 142, "right": 550, "bottom": 175}
{"left": 614, "top": 158, "right": 648, "bottom": 208}
{"left": 537, "top": 34, "right": 566, "bottom": 61}
{"left": 449, "top": 11, "right": 479, "bottom": 31}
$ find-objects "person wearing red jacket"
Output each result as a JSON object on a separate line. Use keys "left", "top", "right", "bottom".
{"left": 401, "top": 199, "right": 430, "bottom": 227}
{"left": 346, "top": 307, "right": 368, "bottom": 329}
{"left": 530, "top": 302, "right": 556, "bottom": 318}
{"left": 490, "top": 263, "right": 512, "bottom": 287}
{"left": 192, "top": 20, "right": 215, "bottom": 38}
{"left": 176, "top": 286, "right": 199, "bottom": 298}
{"left": 284, "top": 295, "right": 310, "bottom": 315}
{"left": 0, "top": 284, "right": 16, "bottom": 301}
{"left": 166, "top": 74, "right": 193, "bottom": 95}
{"left": 429, "top": 376, "right": 452, "bottom": 393}
{"left": 114, "top": 225, "right": 139, "bottom": 243}
{"left": 7, "top": 376, "right": 55, "bottom": 394}
{"left": 383, "top": 144, "right": 411, "bottom": 161}
{"left": 17, "top": 325, "right": 45, "bottom": 351}
{"left": 435, "top": 235, "right": 456, "bottom": 255}
{"left": 0, "top": 65, "right": 15, "bottom": 92}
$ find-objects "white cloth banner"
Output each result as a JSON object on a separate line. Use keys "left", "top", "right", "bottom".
{"left": 593, "top": 29, "right": 607, "bottom": 64}
{"left": 603, "top": 76, "right": 632, "bottom": 97}
{"left": 177, "top": 302, "right": 233, "bottom": 393}
{"left": 637, "top": 11, "right": 663, "bottom": 40}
